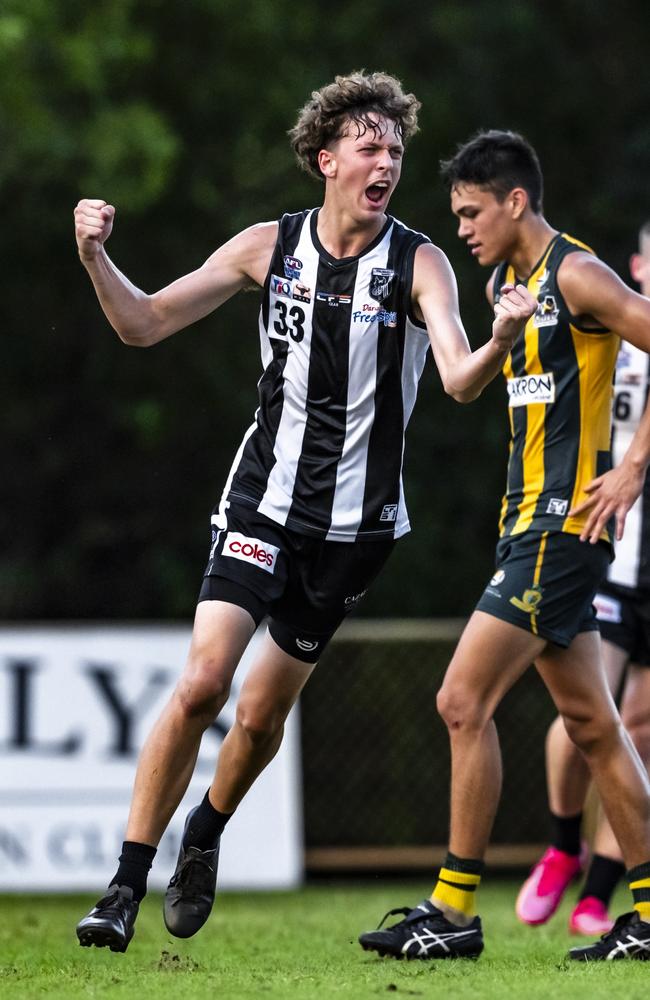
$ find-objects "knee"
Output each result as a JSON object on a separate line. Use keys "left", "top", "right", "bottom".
{"left": 562, "top": 710, "right": 620, "bottom": 756}
{"left": 622, "top": 709, "right": 650, "bottom": 764}
{"left": 436, "top": 683, "right": 491, "bottom": 733}
{"left": 174, "top": 654, "right": 232, "bottom": 721}
{"left": 236, "top": 698, "right": 285, "bottom": 748}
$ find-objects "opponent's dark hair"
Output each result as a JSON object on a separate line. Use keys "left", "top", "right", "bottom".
{"left": 440, "top": 129, "right": 544, "bottom": 213}
{"left": 290, "top": 71, "right": 420, "bottom": 181}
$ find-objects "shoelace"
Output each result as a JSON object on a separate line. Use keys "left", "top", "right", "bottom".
{"left": 168, "top": 852, "right": 215, "bottom": 902}
{"left": 95, "top": 889, "right": 132, "bottom": 916}
{"left": 376, "top": 906, "right": 433, "bottom": 930}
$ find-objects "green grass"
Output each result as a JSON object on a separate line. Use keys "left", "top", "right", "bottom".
{"left": 0, "top": 881, "right": 648, "bottom": 999}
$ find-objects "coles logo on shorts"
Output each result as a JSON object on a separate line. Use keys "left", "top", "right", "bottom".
{"left": 222, "top": 532, "right": 280, "bottom": 574}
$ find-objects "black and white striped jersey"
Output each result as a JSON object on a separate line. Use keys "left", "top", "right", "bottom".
{"left": 222, "top": 208, "right": 431, "bottom": 541}
{"left": 609, "top": 341, "right": 650, "bottom": 589}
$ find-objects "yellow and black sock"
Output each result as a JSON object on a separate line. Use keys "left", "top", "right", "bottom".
{"left": 431, "top": 852, "right": 484, "bottom": 918}
{"left": 628, "top": 860, "right": 650, "bottom": 920}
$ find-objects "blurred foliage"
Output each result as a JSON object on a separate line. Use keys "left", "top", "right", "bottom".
{"left": 2, "top": 0, "right": 649, "bottom": 619}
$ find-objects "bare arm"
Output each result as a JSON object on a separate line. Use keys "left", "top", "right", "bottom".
{"left": 411, "top": 243, "right": 536, "bottom": 402}
{"left": 74, "top": 199, "right": 277, "bottom": 347}
{"left": 559, "top": 253, "right": 650, "bottom": 541}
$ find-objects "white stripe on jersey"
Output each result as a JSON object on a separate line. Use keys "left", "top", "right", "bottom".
{"left": 395, "top": 319, "right": 431, "bottom": 536}
{"left": 609, "top": 342, "right": 650, "bottom": 588}
{"left": 258, "top": 211, "right": 319, "bottom": 526}
{"left": 325, "top": 225, "right": 393, "bottom": 540}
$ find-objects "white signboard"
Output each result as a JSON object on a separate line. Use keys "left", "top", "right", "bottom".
{"left": 0, "top": 625, "right": 303, "bottom": 891}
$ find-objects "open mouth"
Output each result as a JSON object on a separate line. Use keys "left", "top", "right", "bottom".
{"left": 365, "top": 182, "right": 389, "bottom": 205}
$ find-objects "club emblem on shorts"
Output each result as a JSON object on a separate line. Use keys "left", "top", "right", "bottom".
{"left": 546, "top": 497, "right": 568, "bottom": 516}
{"left": 369, "top": 268, "right": 395, "bottom": 302}
{"left": 510, "top": 585, "right": 543, "bottom": 615}
{"left": 490, "top": 569, "right": 505, "bottom": 587}
{"left": 380, "top": 504, "right": 398, "bottom": 522}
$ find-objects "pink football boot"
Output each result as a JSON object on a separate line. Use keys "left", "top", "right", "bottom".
{"left": 516, "top": 847, "right": 583, "bottom": 925}
{"left": 568, "top": 896, "right": 614, "bottom": 936}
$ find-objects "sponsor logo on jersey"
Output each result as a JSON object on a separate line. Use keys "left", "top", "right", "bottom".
{"left": 316, "top": 291, "right": 352, "bottom": 307}
{"left": 380, "top": 504, "right": 398, "bottom": 522}
{"left": 507, "top": 372, "right": 555, "bottom": 407}
{"left": 271, "top": 274, "right": 293, "bottom": 298}
{"left": 369, "top": 267, "right": 395, "bottom": 301}
{"left": 535, "top": 268, "right": 549, "bottom": 291}
{"left": 490, "top": 569, "right": 506, "bottom": 587}
{"left": 283, "top": 255, "right": 303, "bottom": 280}
{"left": 293, "top": 282, "right": 311, "bottom": 303}
{"left": 510, "top": 584, "right": 543, "bottom": 615}
{"left": 296, "top": 638, "right": 319, "bottom": 652}
{"left": 593, "top": 592, "right": 622, "bottom": 624}
{"left": 546, "top": 497, "right": 568, "bottom": 516}
{"left": 222, "top": 532, "right": 280, "bottom": 574}
{"left": 532, "top": 294, "right": 559, "bottom": 328}
{"left": 353, "top": 308, "right": 398, "bottom": 327}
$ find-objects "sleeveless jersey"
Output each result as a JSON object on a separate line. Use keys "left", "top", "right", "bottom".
{"left": 494, "top": 233, "right": 620, "bottom": 543}
{"left": 608, "top": 341, "right": 650, "bottom": 588}
{"left": 222, "top": 209, "right": 431, "bottom": 541}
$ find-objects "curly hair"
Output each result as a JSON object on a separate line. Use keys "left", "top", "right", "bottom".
{"left": 289, "top": 71, "right": 420, "bottom": 181}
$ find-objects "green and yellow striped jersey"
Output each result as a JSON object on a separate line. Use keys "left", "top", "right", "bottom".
{"left": 494, "top": 233, "right": 619, "bottom": 544}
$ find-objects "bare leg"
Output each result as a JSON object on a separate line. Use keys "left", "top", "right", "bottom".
{"left": 536, "top": 632, "right": 650, "bottom": 869}
{"left": 210, "top": 632, "right": 314, "bottom": 812}
{"left": 546, "top": 641, "right": 628, "bottom": 817}
{"left": 436, "top": 613, "right": 546, "bottom": 884}
{"left": 125, "top": 601, "right": 256, "bottom": 845}
{"left": 593, "top": 663, "right": 650, "bottom": 861}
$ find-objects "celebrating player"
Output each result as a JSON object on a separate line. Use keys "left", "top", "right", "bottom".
{"left": 73, "top": 76, "right": 535, "bottom": 953}
{"left": 359, "top": 131, "right": 650, "bottom": 962}
{"left": 516, "top": 222, "right": 650, "bottom": 936}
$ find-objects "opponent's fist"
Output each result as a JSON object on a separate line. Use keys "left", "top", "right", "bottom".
{"left": 492, "top": 282, "right": 537, "bottom": 350}
{"left": 74, "top": 199, "right": 115, "bottom": 261}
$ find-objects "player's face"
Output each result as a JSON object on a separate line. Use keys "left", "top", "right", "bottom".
{"left": 450, "top": 183, "right": 518, "bottom": 266}
{"left": 324, "top": 116, "right": 404, "bottom": 218}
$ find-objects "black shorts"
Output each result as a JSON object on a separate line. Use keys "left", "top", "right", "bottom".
{"left": 594, "top": 580, "right": 650, "bottom": 666}
{"left": 475, "top": 530, "right": 610, "bottom": 648}
{"left": 198, "top": 502, "right": 396, "bottom": 662}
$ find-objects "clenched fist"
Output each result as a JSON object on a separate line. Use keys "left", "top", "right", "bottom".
{"left": 492, "top": 282, "right": 537, "bottom": 351}
{"left": 74, "top": 199, "right": 115, "bottom": 261}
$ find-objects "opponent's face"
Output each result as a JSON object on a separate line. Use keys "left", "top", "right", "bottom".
{"left": 450, "top": 182, "right": 520, "bottom": 266}
{"left": 319, "top": 115, "right": 404, "bottom": 218}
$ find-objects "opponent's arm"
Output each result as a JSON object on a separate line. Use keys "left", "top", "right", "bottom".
{"left": 558, "top": 253, "right": 650, "bottom": 542}
{"left": 411, "top": 243, "right": 536, "bottom": 402}
{"left": 74, "top": 199, "right": 277, "bottom": 347}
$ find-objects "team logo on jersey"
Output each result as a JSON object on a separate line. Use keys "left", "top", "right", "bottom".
{"left": 507, "top": 372, "right": 555, "bottom": 407}
{"left": 380, "top": 504, "right": 398, "bottom": 522}
{"left": 546, "top": 498, "right": 568, "bottom": 516}
{"left": 510, "top": 585, "right": 543, "bottom": 615}
{"left": 316, "top": 291, "right": 352, "bottom": 307}
{"left": 369, "top": 267, "right": 395, "bottom": 301}
{"left": 293, "top": 282, "right": 311, "bottom": 303}
{"left": 533, "top": 294, "right": 559, "bottom": 328}
{"left": 222, "top": 532, "right": 280, "bottom": 574}
{"left": 283, "top": 256, "right": 303, "bottom": 280}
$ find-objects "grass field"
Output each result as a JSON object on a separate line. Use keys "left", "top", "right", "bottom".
{"left": 0, "top": 881, "right": 648, "bottom": 999}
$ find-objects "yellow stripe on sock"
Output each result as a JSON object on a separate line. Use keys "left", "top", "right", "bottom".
{"left": 629, "top": 877, "right": 650, "bottom": 890}
{"left": 432, "top": 881, "right": 476, "bottom": 916}
{"left": 634, "top": 901, "right": 650, "bottom": 918}
{"left": 437, "top": 867, "right": 481, "bottom": 886}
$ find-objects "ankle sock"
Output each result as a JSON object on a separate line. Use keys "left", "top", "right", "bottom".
{"left": 550, "top": 811, "right": 582, "bottom": 856}
{"left": 431, "top": 852, "right": 484, "bottom": 918}
{"left": 579, "top": 854, "right": 625, "bottom": 908}
{"left": 110, "top": 840, "right": 157, "bottom": 902}
{"left": 628, "top": 859, "right": 650, "bottom": 920}
{"left": 183, "top": 790, "right": 234, "bottom": 851}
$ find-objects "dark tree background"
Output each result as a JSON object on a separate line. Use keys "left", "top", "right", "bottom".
{"left": 2, "top": 0, "right": 650, "bottom": 620}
